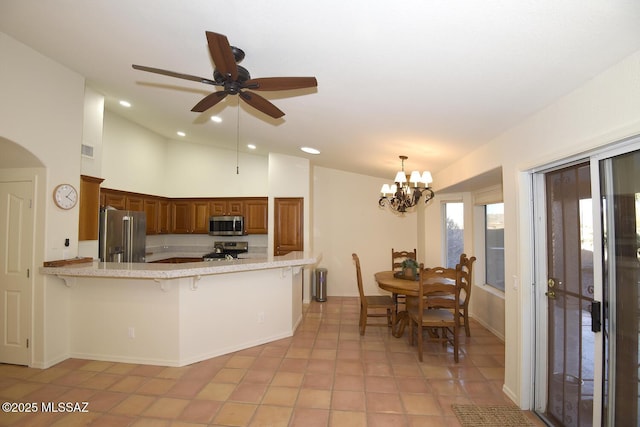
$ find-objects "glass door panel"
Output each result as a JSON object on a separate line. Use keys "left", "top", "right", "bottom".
{"left": 543, "top": 163, "right": 594, "bottom": 427}
{"left": 600, "top": 149, "right": 640, "bottom": 426}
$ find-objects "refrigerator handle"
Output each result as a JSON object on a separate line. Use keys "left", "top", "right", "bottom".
{"left": 123, "top": 216, "right": 132, "bottom": 262}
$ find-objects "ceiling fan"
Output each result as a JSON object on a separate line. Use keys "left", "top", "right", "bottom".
{"left": 132, "top": 31, "right": 317, "bottom": 119}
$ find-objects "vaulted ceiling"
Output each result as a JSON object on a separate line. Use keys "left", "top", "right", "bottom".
{"left": 2, "top": 0, "right": 640, "bottom": 184}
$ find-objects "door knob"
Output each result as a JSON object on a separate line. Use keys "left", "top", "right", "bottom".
{"left": 546, "top": 290, "right": 556, "bottom": 299}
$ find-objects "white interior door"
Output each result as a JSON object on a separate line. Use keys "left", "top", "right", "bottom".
{"left": 0, "top": 180, "right": 33, "bottom": 365}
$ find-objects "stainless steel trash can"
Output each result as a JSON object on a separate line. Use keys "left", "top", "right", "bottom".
{"left": 315, "top": 268, "right": 327, "bottom": 302}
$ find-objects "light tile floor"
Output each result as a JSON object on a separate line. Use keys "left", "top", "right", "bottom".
{"left": 0, "top": 297, "right": 545, "bottom": 426}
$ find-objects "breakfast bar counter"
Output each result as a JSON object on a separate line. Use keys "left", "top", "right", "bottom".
{"left": 41, "top": 251, "right": 317, "bottom": 280}
{"left": 40, "top": 252, "right": 319, "bottom": 368}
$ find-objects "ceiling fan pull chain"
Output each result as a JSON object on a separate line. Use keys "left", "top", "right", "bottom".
{"left": 236, "top": 102, "right": 240, "bottom": 175}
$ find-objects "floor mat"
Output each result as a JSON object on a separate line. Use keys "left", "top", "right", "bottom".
{"left": 452, "top": 404, "right": 534, "bottom": 426}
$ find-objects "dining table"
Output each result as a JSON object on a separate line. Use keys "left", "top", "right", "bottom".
{"left": 374, "top": 270, "right": 420, "bottom": 338}
{"left": 375, "top": 269, "right": 457, "bottom": 338}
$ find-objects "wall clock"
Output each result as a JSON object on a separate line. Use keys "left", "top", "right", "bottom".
{"left": 53, "top": 184, "right": 78, "bottom": 210}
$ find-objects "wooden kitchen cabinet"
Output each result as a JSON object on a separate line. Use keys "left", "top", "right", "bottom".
{"left": 78, "top": 175, "right": 104, "bottom": 241}
{"left": 191, "top": 200, "right": 210, "bottom": 233}
{"left": 244, "top": 198, "right": 268, "bottom": 234}
{"left": 102, "top": 189, "right": 127, "bottom": 210}
{"left": 171, "top": 201, "right": 191, "bottom": 234}
{"left": 144, "top": 197, "right": 159, "bottom": 235}
{"left": 144, "top": 196, "right": 172, "bottom": 235}
{"left": 99, "top": 189, "right": 267, "bottom": 235}
{"left": 126, "top": 195, "right": 144, "bottom": 212}
{"left": 101, "top": 188, "right": 144, "bottom": 212}
{"left": 158, "top": 199, "right": 171, "bottom": 234}
{"left": 171, "top": 199, "right": 210, "bottom": 234}
{"left": 274, "top": 197, "right": 303, "bottom": 255}
{"left": 210, "top": 199, "right": 244, "bottom": 216}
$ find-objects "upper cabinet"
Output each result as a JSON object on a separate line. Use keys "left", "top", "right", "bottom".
{"left": 100, "top": 188, "right": 267, "bottom": 236}
{"left": 144, "top": 196, "right": 171, "bottom": 235}
{"left": 78, "top": 175, "right": 104, "bottom": 241}
{"left": 210, "top": 199, "right": 244, "bottom": 216}
{"left": 101, "top": 189, "right": 127, "bottom": 210}
{"left": 244, "top": 198, "right": 268, "bottom": 234}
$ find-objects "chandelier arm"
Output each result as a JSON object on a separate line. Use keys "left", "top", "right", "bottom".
{"left": 422, "top": 187, "right": 435, "bottom": 203}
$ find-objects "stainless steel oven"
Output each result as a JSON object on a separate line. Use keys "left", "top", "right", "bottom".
{"left": 209, "top": 215, "right": 244, "bottom": 236}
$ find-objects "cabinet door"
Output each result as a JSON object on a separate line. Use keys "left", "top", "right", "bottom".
{"left": 191, "top": 200, "right": 210, "bottom": 234}
{"left": 274, "top": 197, "right": 303, "bottom": 255}
{"left": 228, "top": 199, "right": 244, "bottom": 215}
{"left": 244, "top": 198, "right": 268, "bottom": 234}
{"left": 103, "top": 190, "right": 126, "bottom": 210}
{"left": 144, "top": 198, "right": 159, "bottom": 235}
{"left": 210, "top": 200, "right": 227, "bottom": 216}
{"left": 78, "top": 175, "right": 104, "bottom": 241}
{"left": 158, "top": 199, "right": 171, "bottom": 234}
{"left": 171, "top": 201, "right": 191, "bottom": 234}
{"left": 126, "top": 196, "right": 144, "bottom": 212}
{"left": 210, "top": 198, "right": 243, "bottom": 216}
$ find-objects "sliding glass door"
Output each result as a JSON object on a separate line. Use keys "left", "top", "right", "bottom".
{"left": 600, "top": 148, "right": 640, "bottom": 426}
{"left": 534, "top": 139, "right": 640, "bottom": 426}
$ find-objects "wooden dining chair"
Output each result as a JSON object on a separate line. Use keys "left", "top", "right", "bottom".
{"left": 457, "top": 254, "right": 476, "bottom": 337}
{"left": 391, "top": 248, "right": 417, "bottom": 309}
{"left": 352, "top": 253, "right": 395, "bottom": 335}
{"left": 391, "top": 248, "right": 417, "bottom": 271}
{"left": 424, "top": 254, "right": 476, "bottom": 337}
{"left": 407, "top": 264, "right": 460, "bottom": 362}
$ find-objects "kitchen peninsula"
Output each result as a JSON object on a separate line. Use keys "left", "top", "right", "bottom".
{"left": 40, "top": 252, "right": 318, "bottom": 367}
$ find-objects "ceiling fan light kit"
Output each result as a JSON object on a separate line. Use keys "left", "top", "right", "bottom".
{"left": 379, "top": 155, "right": 435, "bottom": 214}
{"left": 132, "top": 31, "right": 317, "bottom": 119}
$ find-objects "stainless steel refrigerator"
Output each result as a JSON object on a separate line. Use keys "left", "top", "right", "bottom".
{"left": 99, "top": 209, "right": 147, "bottom": 262}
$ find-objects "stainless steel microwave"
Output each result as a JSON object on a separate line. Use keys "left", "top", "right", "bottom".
{"left": 209, "top": 215, "right": 244, "bottom": 236}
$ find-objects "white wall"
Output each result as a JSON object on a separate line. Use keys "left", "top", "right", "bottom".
{"left": 164, "top": 139, "right": 268, "bottom": 198}
{"left": 102, "top": 110, "right": 269, "bottom": 197}
{"left": 312, "top": 166, "right": 418, "bottom": 297}
{"left": 434, "top": 49, "right": 640, "bottom": 407}
{"left": 102, "top": 110, "right": 168, "bottom": 195}
{"left": 0, "top": 32, "right": 86, "bottom": 367}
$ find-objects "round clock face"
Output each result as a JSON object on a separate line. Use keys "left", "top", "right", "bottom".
{"left": 53, "top": 184, "right": 78, "bottom": 210}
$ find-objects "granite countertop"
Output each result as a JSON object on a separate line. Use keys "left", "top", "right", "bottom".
{"left": 40, "top": 251, "right": 319, "bottom": 280}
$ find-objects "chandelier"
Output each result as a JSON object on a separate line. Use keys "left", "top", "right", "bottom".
{"left": 379, "top": 155, "right": 435, "bottom": 213}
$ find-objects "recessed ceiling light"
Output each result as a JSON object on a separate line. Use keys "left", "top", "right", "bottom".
{"left": 247, "top": 144, "right": 256, "bottom": 150}
{"left": 177, "top": 131, "right": 186, "bottom": 137}
{"left": 210, "top": 116, "right": 222, "bottom": 123}
{"left": 119, "top": 100, "right": 131, "bottom": 108}
{"left": 300, "top": 146, "right": 320, "bottom": 155}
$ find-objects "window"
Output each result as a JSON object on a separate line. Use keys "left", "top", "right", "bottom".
{"left": 445, "top": 202, "right": 464, "bottom": 268}
{"left": 485, "top": 203, "right": 505, "bottom": 291}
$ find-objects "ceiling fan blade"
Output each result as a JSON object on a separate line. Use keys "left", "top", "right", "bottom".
{"left": 191, "top": 91, "right": 228, "bottom": 112}
{"left": 239, "top": 91, "right": 285, "bottom": 119}
{"left": 132, "top": 64, "right": 217, "bottom": 85}
{"left": 245, "top": 77, "right": 318, "bottom": 91}
{"left": 205, "top": 31, "right": 238, "bottom": 81}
